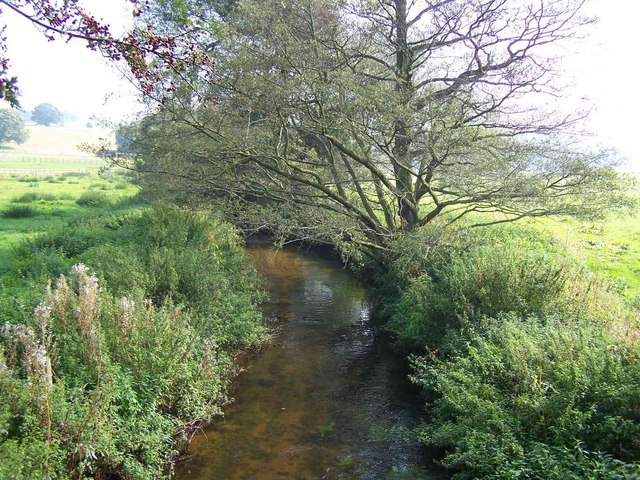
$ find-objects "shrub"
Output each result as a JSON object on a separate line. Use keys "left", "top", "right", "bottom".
{"left": 412, "top": 315, "right": 640, "bottom": 479}
{"left": 75, "top": 191, "right": 111, "bottom": 207}
{"left": 384, "top": 225, "right": 623, "bottom": 351}
{"left": 378, "top": 223, "right": 639, "bottom": 479}
{"left": 2, "top": 205, "right": 36, "bottom": 218}
{"left": 0, "top": 258, "right": 257, "bottom": 479}
{"left": 81, "top": 205, "right": 267, "bottom": 347}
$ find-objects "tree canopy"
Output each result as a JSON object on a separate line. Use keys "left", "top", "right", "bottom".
{"left": 122, "top": 0, "right": 633, "bottom": 261}
{"left": 0, "top": 108, "right": 28, "bottom": 144}
{"left": 31, "top": 102, "right": 63, "bottom": 126}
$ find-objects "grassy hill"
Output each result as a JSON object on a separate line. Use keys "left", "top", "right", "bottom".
{"left": 0, "top": 125, "right": 115, "bottom": 175}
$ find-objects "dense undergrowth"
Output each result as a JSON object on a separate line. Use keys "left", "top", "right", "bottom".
{"left": 377, "top": 224, "right": 640, "bottom": 479}
{"left": 0, "top": 205, "right": 266, "bottom": 479}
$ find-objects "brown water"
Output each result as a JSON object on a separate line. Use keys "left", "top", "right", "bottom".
{"left": 176, "top": 242, "right": 443, "bottom": 480}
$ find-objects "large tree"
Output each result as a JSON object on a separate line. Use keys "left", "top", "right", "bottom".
{"left": 0, "top": 108, "right": 28, "bottom": 144}
{"left": 126, "top": 0, "right": 633, "bottom": 261}
{"left": 31, "top": 102, "right": 63, "bottom": 126}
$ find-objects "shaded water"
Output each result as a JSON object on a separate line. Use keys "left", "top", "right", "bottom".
{"left": 176, "top": 242, "right": 443, "bottom": 480}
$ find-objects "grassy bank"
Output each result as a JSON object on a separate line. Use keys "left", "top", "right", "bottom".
{"left": 0, "top": 165, "right": 266, "bottom": 478}
{"left": 376, "top": 222, "right": 640, "bottom": 479}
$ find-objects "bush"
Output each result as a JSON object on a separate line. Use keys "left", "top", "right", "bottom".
{"left": 2, "top": 205, "right": 36, "bottom": 218}
{"left": 81, "top": 205, "right": 267, "bottom": 347}
{"left": 75, "top": 191, "right": 111, "bottom": 207}
{"left": 377, "top": 223, "right": 640, "bottom": 479}
{"left": 384, "top": 225, "right": 623, "bottom": 351}
{"left": 0, "top": 265, "right": 233, "bottom": 479}
{"left": 412, "top": 315, "right": 640, "bottom": 479}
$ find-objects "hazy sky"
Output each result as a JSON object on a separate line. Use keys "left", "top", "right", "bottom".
{"left": 2, "top": 0, "right": 640, "bottom": 169}
{"left": 3, "top": 1, "right": 138, "bottom": 124}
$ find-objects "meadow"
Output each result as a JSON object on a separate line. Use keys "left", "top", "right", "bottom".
{"left": 529, "top": 173, "right": 640, "bottom": 299}
{"left": 0, "top": 173, "right": 138, "bottom": 251}
{"left": 0, "top": 126, "right": 131, "bottom": 250}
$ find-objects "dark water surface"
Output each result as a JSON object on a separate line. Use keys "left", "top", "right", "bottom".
{"left": 176, "top": 242, "right": 443, "bottom": 480}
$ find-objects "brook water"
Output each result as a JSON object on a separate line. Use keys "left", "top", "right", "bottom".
{"left": 176, "top": 241, "right": 443, "bottom": 479}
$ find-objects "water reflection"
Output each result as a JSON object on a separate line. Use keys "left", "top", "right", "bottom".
{"left": 176, "top": 242, "right": 444, "bottom": 480}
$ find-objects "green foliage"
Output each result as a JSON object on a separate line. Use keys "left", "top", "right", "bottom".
{"left": 384, "top": 225, "right": 622, "bottom": 351}
{"left": 411, "top": 316, "right": 640, "bottom": 479}
{"left": 0, "top": 205, "right": 266, "bottom": 478}
{"left": 82, "top": 206, "right": 267, "bottom": 347}
{"left": 2, "top": 205, "right": 36, "bottom": 218}
{"left": 500, "top": 443, "right": 640, "bottom": 480}
{"left": 0, "top": 109, "right": 28, "bottom": 145}
{"left": 379, "top": 223, "right": 640, "bottom": 479}
{"left": 75, "top": 191, "right": 112, "bottom": 207}
{"left": 31, "top": 103, "right": 63, "bottom": 126}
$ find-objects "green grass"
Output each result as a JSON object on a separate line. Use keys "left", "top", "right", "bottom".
{"left": 0, "top": 126, "right": 135, "bottom": 256}
{"left": 0, "top": 173, "right": 139, "bottom": 252}
{"left": 532, "top": 214, "right": 640, "bottom": 297}
{"left": 526, "top": 173, "right": 640, "bottom": 299}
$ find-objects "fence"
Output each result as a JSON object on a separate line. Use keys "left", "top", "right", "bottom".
{"left": 0, "top": 154, "right": 109, "bottom": 177}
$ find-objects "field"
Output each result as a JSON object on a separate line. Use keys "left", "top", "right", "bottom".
{"left": 0, "top": 125, "right": 114, "bottom": 175}
{"left": 0, "top": 173, "right": 138, "bottom": 250}
{"left": 0, "top": 126, "right": 137, "bottom": 258}
{"left": 527, "top": 174, "right": 640, "bottom": 299}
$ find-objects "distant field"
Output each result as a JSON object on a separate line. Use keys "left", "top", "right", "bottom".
{"left": 0, "top": 125, "right": 115, "bottom": 175}
{"left": 529, "top": 173, "right": 640, "bottom": 299}
{"left": 0, "top": 173, "right": 138, "bottom": 252}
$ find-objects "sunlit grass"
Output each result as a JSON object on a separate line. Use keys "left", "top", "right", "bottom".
{"left": 527, "top": 173, "right": 640, "bottom": 299}
{"left": 0, "top": 173, "right": 139, "bottom": 253}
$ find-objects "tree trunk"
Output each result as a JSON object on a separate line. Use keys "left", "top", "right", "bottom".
{"left": 392, "top": 0, "right": 418, "bottom": 230}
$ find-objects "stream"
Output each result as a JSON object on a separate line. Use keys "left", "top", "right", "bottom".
{"left": 175, "top": 241, "right": 445, "bottom": 480}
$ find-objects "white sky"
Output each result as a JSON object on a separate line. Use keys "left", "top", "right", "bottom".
{"left": 2, "top": 0, "right": 639, "bottom": 169}
{"left": 2, "top": 0, "right": 139, "bottom": 125}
